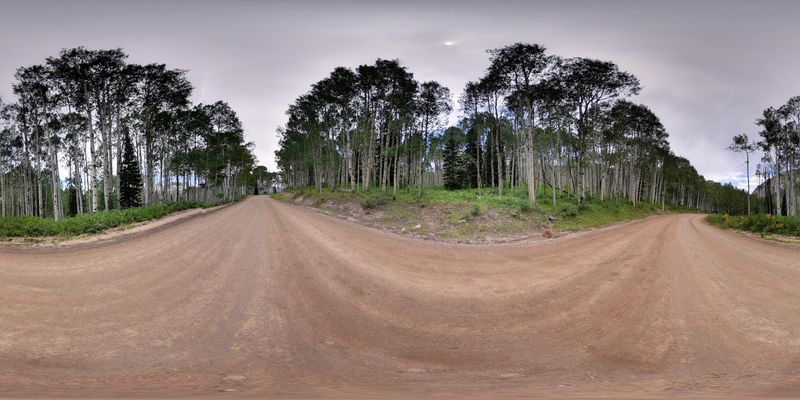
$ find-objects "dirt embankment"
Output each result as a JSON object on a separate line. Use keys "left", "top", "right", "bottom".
{"left": 282, "top": 191, "right": 552, "bottom": 244}
{"left": 2, "top": 196, "right": 799, "bottom": 398}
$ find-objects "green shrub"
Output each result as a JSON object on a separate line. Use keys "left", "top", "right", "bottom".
{"left": 516, "top": 199, "right": 532, "bottom": 213}
{"left": 0, "top": 200, "right": 226, "bottom": 238}
{"left": 361, "top": 194, "right": 389, "bottom": 210}
{"left": 470, "top": 203, "right": 482, "bottom": 217}
{"left": 705, "top": 213, "right": 800, "bottom": 237}
{"left": 705, "top": 214, "right": 726, "bottom": 226}
{"left": 558, "top": 203, "right": 579, "bottom": 218}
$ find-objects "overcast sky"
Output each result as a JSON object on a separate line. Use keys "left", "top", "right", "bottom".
{"left": 2, "top": 0, "right": 799, "bottom": 189}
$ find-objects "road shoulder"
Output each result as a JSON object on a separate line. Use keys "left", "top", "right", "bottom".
{"left": 272, "top": 194, "right": 676, "bottom": 246}
{"left": 0, "top": 201, "right": 237, "bottom": 250}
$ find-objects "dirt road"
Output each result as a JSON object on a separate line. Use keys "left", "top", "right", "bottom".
{"left": 1, "top": 196, "right": 799, "bottom": 398}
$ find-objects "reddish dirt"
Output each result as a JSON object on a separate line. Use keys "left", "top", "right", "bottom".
{"left": 1, "top": 196, "right": 799, "bottom": 398}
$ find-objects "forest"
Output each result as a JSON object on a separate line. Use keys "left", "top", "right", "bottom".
{"left": 0, "top": 47, "right": 269, "bottom": 221}
{"left": 275, "top": 43, "right": 751, "bottom": 214}
{"left": 732, "top": 96, "right": 800, "bottom": 217}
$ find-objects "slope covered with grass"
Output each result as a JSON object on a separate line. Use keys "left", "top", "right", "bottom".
{"left": 706, "top": 214, "right": 800, "bottom": 238}
{"left": 0, "top": 200, "right": 231, "bottom": 238}
{"left": 277, "top": 187, "right": 694, "bottom": 242}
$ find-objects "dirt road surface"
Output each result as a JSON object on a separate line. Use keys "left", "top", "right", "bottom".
{"left": 2, "top": 196, "right": 799, "bottom": 398}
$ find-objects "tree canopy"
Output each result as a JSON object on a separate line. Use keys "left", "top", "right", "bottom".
{"left": 0, "top": 47, "right": 265, "bottom": 219}
{"left": 275, "top": 43, "right": 749, "bottom": 214}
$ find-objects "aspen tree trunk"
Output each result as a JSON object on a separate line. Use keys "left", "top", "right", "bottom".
{"left": 600, "top": 164, "right": 605, "bottom": 202}
{"left": 115, "top": 111, "right": 122, "bottom": 209}
{"left": 578, "top": 155, "right": 585, "bottom": 203}
{"left": 745, "top": 151, "right": 751, "bottom": 215}
{"left": 381, "top": 131, "right": 389, "bottom": 191}
{"left": 786, "top": 169, "right": 792, "bottom": 215}
{"left": 490, "top": 140, "right": 495, "bottom": 190}
{"left": 476, "top": 134, "right": 481, "bottom": 193}
{"left": 136, "top": 132, "right": 146, "bottom": 204}
{"left": 9, "top": 177, "right": 14, "bottom": 216}
{"left": 327, "top": 130, "right": 335, "bottom": 191}
{"left": 39, "top": 95, "right": 57, "bottom": 218}
{"left": 145, "top": 125, "right": 154, "bottom": 206}
{"left": 551, "top": 159, "right": 557, "bottom": 207}
{"left": 775, "top": 150, "right": 782, "bottom": 216}
{"left": 83, "top": 145, "right": 90, "bottom": 212}
{"left": 345, "top": 129, "right": 355, "bottom": 191}
{"left": 12, "top": 177, "right": 16, "bottom": 216}
{"left": 1, "top": 170, "right": 6, "bottom": 217}
{"left": 361, "top": 125, "right": 368, "bottom": 192}
{"left": 161, "top": 153, "right": 167, "bottom": 201}
{"left": 74, "top": 142, "right": 83, "bottom": 214}
{"left": 377, "top": 132, "right": 384, "bottom": 190}
{"left": 496, "top": 129, "right": 503, "bottom": 195}
{"left": 418, "top": 117, "right": 428, "bottom": 197}
{"left": 35, "top": 132, "right": 43, "bottom": 217}
{"left": 103, "top": 111, "right": 112, "bottom": 211}
{"left": 363, "top": 122, "right": 375, "bottom": 193}
{"left": 393, "top": 129, "right": 400, "bottom": 198}
{"left": 576, "top": 115, "right": 588, "bottom": 204}
{"left": 792, "top": 164, "right": 798, "bottom": 216}
{"left": 49, "top": 142, "right": 62, "bottom": 220}
{"left": 86, "top": 100, "right": 98, "bottom": 212}
{"left": 509, "top": 146, "right": 515, "bottom": 190}
{"left": 526, "top": 127, "right": 536, "bottom": 207}
{"left": 556, "top": 134, "right": 562, "bottom": 198}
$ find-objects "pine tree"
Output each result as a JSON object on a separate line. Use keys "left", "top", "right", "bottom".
{"left": 443, "top": 127, "right": 467, "bottom": 190}
{"left": 119, "top": 130, "right": 142, "bottom": 209}
{"left": 67, "top": 185, "right": 78, "bottom": 216}
{"left": 465, "top": 124, "right": 482, "bottom": 188}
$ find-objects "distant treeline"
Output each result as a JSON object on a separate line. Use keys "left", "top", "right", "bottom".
{"left": 733, "top": 97, "right": 800, "bottom": 216}
{"left": 0, "top": 47, "right": 276, "bottom": 220}
{"left": 275, "top": 42, "right": 750, "bottom": 213}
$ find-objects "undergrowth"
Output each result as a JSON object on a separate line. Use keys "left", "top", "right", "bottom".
{"left": 0, "top": 198, "right": 242, "bottom": 238}
{"left": 706, "top": 214, "right": 800, "bottom": 237}
{"left": 278, "top": 186, "right": 694, "bottom": 236}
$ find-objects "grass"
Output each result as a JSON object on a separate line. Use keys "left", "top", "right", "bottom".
{"left": 0, "top": 198, "right": 241, "bottom": 238}
{"left": 448, "top": 203, "right": 482, "bottom": 224}
{"left": 271, "top": 192, "right": 289, "bottom": 201}
{"left": 706, "top": 213, "right": 800, "bottom": 238}
{"left": 286, "top": 185, "right": 564, "bottom": 214}
{"left": 278, "top": 186, "right": 692, "bottom": 239}
{"left": 552, "top": 201, "right": 661, "bottom": 231}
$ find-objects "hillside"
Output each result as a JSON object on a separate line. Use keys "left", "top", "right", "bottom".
{"left": 752, "top": 173, "right": 799, "bottom": 198}
{"left": 275, "top": 187, "right": 694, "bottom": 243}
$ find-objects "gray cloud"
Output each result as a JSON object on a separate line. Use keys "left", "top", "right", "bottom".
{"left": 1, "top": 0, "right": 798, "bottom": 189}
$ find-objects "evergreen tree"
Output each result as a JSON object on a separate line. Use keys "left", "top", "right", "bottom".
{"left": 67, "top": 185, "right": 78, "bottom": 216}
{"left": 119, "top": 130, "right": 142, "bottom": 209}
{"left": 464, "top": 123, "right": 483, "bottom": 189}
{"left": 443, "top": 127, "right": 467, "bottom": 190}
